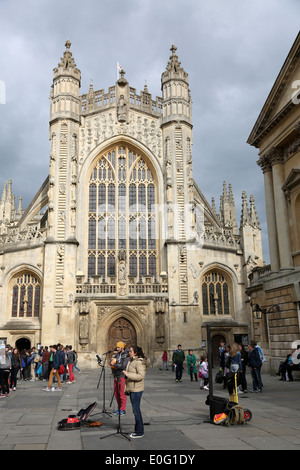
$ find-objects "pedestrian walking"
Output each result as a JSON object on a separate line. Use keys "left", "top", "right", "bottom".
{"left": 67, "top": 345, "right": 76, "bottom": 383}
{"left": 43, "top": 344, "right": 64, "bottom": 391}
{"left": 187, "top": 350, "right": 198, "bottom": 381}
{"left": 173, "top": 345, "right": 185, "bottom": 382}
{"left": 160, "top": 351, "right": 168, "bottom": 370}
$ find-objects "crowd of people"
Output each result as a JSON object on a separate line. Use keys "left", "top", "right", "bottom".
{"left": 0, "top": 343, "right": 80, "bottom": 396}
{"left": 159, "top": 340, "right": 268, "bottom": 394}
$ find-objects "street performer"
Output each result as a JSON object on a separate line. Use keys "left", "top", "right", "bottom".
{"left": 110, "top": 341, "right": 130, "bottom": 416}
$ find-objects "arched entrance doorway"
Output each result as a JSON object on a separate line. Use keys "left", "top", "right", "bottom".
{"left": 211, "top": 334, "right": 226, "bottom": 367}
{"left": 107, "top": 317, "right": 137, "bottom": 353}
{"left": 16, "top": 337, "right": 31, "bottom": 352}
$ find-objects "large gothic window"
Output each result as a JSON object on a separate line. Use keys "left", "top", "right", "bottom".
{"left": 88, "top": 145, "right": 157, "bottom": 280}
{"left": 201, "top": 271, "right": 230, "bottom": 315}
{"left": 11, "top": 273, "right": 41, "bottom": 318}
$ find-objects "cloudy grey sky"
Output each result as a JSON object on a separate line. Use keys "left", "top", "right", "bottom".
{"left": 0, "top": 0, "right": 299, "bottom": 263}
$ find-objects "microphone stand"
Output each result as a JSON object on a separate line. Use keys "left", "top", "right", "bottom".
{"left": 100, "top": 374, "right": 130, "bottom": 441}
{"left": 96, "top": 353, "right": 112, "bottom": 418}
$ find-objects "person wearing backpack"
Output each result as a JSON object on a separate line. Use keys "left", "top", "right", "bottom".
{"left": 248, "top": 341, "right": 263, "bottom": 393}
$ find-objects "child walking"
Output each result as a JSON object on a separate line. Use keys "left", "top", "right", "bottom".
{"left": 198, "top": 356, "right": 209, "bottom": 390}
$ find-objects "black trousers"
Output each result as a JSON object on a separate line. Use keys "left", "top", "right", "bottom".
{"left": 0, "top": 369, "right": 10, "bottom": 394}
{"left": 175, "top": 363, "right": 183, "bottom": 380}
{"left": 10, "top": 367, "right": 19, "bottom": 388}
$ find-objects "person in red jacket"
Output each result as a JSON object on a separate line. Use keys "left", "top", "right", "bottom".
{"left": 160, "top": 351, "right": 168, "bottom": 370}
{"left": 41, "top": 346, "right": 51, "bottom": 380}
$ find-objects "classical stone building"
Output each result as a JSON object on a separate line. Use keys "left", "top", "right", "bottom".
{"left": 247, "top": 32, "right": 300, "bottom": 373}
{"left": 0, "top": 42, "right": 263, "bottom": 367}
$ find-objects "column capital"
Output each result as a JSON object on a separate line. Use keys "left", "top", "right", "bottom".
{"left": 258, "top": 147, "right": 284, "bottom": 171}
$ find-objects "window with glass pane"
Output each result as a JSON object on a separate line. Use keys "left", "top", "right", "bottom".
{"left": 10, "top": 273, "right": 41, "bottom": 318}
{"left": 201, "top": 271, "right": 230, "bottom": 315}
{"left": 88, "top": 146, "right": 157, "bottom": 281}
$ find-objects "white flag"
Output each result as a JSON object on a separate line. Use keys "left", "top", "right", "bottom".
{"left": 117, "top": 62, "right": 123, "bottom": 80}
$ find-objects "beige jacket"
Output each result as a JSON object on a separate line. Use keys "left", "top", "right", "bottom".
{"left": 125, "top": 357, "right": 150, "bottom": 393}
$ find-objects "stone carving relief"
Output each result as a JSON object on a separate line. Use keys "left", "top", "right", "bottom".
{"left": 117, "top": 94, "right": 128, "bottom": 123}
{"left": 79, "top": 111, "right": 162, "bottom": 164}
{"left": 79, "top": 315, "right": 89, "bottom": 348}
{"left": 118, "top": 249, "right": 127, "bottom": 296}
{"left": 77, "top": 299, "right": 91, "bottom": 348}
{"left": 97, "top": 306, "right": 112, "bottom": 322}
{"left": 155, "top": 298, "right": 166, "bottom": 344}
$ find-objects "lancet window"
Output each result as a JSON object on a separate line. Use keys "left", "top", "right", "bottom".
{"left": 88, "top": 145, "right": 157, "bottom": 281}
{"left": 201, "top": 271, "right": 230, "bottom": 315}
{"left": 11, "top": 273, "right": 41, "bottom": 318}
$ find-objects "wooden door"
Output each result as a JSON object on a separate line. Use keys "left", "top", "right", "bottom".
{"left": 107, "top": 317, "right": 136, "bottom": 353}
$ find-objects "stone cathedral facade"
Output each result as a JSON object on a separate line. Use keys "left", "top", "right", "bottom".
{"left": 0, "top": 42, "right": 263, "bottom": 366}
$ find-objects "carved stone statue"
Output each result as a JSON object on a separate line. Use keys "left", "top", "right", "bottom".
{"left": 79, "top": 316, "right": 89, "bottom": 340}
{"left": 156, "top": 312, "right": 165, "bottom": 344}
{"left": 117, "top": 94, "right": 127, "bottom": 123}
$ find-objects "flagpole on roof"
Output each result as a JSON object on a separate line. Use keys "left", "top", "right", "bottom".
{"left": 117, "top": 62, "right": 123, "bottom": 80}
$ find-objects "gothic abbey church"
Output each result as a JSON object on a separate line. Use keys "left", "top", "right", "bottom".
{"left": 0, "top": 42, "right": 263, "bottom": 366}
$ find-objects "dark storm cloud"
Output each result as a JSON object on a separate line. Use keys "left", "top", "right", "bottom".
{"left": 0, "top": 0, "right": 299, "bottom": 263}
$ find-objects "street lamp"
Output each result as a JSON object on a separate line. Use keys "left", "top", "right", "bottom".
{"left": 253, "top": 303, "right": 280, "bottom": 319}
{"left": 253, "top": 304, "right": 264, "bottom": 319}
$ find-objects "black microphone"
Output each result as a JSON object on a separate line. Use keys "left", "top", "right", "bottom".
{"left": 95, "top": 354, "right": 103, "bottom": 365}
{"left": 103, "top": 350, "right": 113, "bottom": 355}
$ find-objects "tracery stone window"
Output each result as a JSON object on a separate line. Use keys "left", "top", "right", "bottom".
{"left": 88, "top": 145, "right": 157, "bottom": 280}
{"left": 202, "top": 271, "right": 230, "bottom": 315}
{"left": 11, "top": 273, "right": 41, "bottom": 318}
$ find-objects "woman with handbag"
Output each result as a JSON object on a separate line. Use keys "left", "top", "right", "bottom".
{"left": 187, "top": 350, "right": 198, "bottom": 382}
{"left": 123, "top": 346, "right": 150, "bottom": 439}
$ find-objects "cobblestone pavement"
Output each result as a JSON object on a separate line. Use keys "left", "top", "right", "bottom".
{"left": 0, "top": 366, "right": 299, "bottom": 454}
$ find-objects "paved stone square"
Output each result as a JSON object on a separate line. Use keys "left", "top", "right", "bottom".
{"left": 0, "top": 366, "right": 299, "bottom": 453}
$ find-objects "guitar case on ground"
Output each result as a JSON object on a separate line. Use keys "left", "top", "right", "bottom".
{"left": 57, "top": 402, "right": 99, "bottom": 430}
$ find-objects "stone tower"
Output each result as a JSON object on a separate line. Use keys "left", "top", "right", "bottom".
{"left": 161, "top": 45, "right": 195, "bottom": 310}
{"left": 43, "top": 41, "right": 81, "bottom": 344}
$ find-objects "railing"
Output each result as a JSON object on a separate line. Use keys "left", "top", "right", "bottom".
{"left": 80, "top": 86, "right": 163, "bottom": 117}
{"left": 76, "top": 275, "right": 168, "bottom": 296}
{"left": 248, "top": 264, "right": 272, "bottom": 284}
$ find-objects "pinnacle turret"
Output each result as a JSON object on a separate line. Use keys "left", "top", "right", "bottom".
{"left": 0, "top": 179, "right": 18, "bottom": 224}
{"left": 50, "top": 40, "right": 81, "bottom": 124}
{"left": 219, "top": 181, "right": 238, "bottom": 234}
{"left": 249, "top": 194, "right": 260, "bottom": 228}
{"left": 161, "top": 45, "right": 191, "bottom": 126}
{"left": 240, "top": 191, "right": 250, "bottom": 226}
{"left": 55, "top": 40, "right": 80, "bottom": 79}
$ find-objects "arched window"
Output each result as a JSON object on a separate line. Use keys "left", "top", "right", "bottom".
{"left": 88, "top": 145, "right": 157, "bottom": 280}
{"left": 10, "top": 272, "right": 41, "bottom": 318}
{"left": 201, "top": 271, "right": 230, "bottom": 315}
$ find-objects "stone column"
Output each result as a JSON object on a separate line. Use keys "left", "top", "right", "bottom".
{"left": 258, "top": 154, "right": 280, "bottom": 271}
{"left": 271, "top": 156, "right": 293, "bottom": 270}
